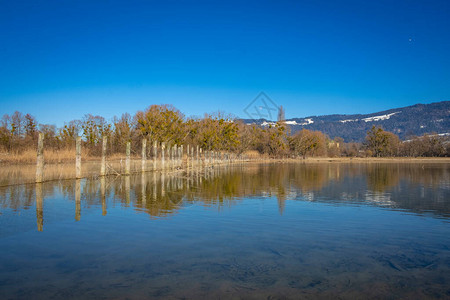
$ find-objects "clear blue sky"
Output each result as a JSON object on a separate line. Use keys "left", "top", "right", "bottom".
{"left": 1, "top": 0, "right": 449, "bottom": 125}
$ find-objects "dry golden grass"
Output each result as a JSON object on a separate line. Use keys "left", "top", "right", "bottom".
{"left": 0, "top": 149, "right": 79, "bottom": 164}
{"left": 243, "top": 150, "right": 264, "bottom": 159}
{"left": 0, "top": 148, "right": 145, "bottom": 165}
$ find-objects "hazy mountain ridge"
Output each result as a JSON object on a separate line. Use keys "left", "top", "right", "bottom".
{"left": 241, "top": 101, "right": 450, "bottom": 142}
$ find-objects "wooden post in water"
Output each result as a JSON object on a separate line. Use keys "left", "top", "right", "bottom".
{"left": 191, "top": 146, "right": 194, "bottom": 168}
{"left": 36, "top": 132, "right": 44, "bottom": 183}
{"left": 174, "top": 145, "right": 178, "bottom": 168}
{"left": 173, "top": 145, "right": 177, "bottom": 169}
{"left": 153, "top": 141, "right": 157, "bottom": 171}
{"left": 186, "top": 144, "right": 190, "bottom": 169}
{"left": 180, "top": 145, "right": 183, "bottom": 168}
{"left": 168, "top": 144, "right": 172, "bottom": 169}
{"left": 175, "top": 145, "right": 178, "bottom": 168}
{"left": 75, "top": 136, "right": 82, "bottom": 179}
{"left": 196, "top": 145, "right": 199, "bottom": 167}
{"left": 161, "top": 142, "right": 165, "bottom": 170}
{"left": 125, "top": 141, "right": 131, "bottom": 175}
{"left": 142, "top": 139, "right": 147, "bottom": 173}
{"left": 100, "top": 136, "right": 107, "bottom": 176}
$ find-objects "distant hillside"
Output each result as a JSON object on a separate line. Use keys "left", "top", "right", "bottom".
{"left": 241, "top": 101, "right": 450, "bottom": 142}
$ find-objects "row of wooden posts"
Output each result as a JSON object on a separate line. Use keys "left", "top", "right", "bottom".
{"left": 35, "top": 133, "right": 245, "bottom": 183}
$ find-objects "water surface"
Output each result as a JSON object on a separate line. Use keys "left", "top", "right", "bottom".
{"left": 0, "top": 163, "right": 449, "bottom": 299}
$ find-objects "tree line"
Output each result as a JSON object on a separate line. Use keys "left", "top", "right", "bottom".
{"left": 1, "top": 105, "right": 449, "bottom": 158}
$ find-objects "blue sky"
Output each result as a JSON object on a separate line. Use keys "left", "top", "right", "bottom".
{"left": 1, "top": 0, "right": 449, "bottom": 125}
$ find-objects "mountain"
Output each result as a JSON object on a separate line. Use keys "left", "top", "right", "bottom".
{"left": 241, "top": 101, "right": 450, "bottom": 142}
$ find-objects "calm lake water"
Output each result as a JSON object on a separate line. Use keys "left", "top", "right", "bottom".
{"left": 0, "top": 162, "right": 449, "bottom": 299}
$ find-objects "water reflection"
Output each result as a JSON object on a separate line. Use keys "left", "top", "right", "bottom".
{"left": 0, "top": 162, "right": 449, "bottom": 299}
{"left": 0, "top": 163, "right": 449, "bottom": 233}
{"left": 35, "top": 183, "right": 43, "bottom": 231}
{"left": 75, "top": 179, "right": 81, "bottom": 221}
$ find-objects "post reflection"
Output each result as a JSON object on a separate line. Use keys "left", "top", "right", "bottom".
{"left": 141, "top": 173, "right": 147, "bottom": 208}
{"left": 35, "top": 183, "right": 43, "bottom": 231}
{"left": 101, "top": 177, "right": 107, "bottom": 216}
{"left": 125, "top": 176, "right": 130, "bottom": 206}
{"left": 152, "top": 172, "right": 157, "bottom": 200}
{"left": 75, "top": 179, "right": 81, "bottom": 221}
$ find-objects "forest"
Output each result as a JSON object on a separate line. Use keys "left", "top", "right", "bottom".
{"left": 1, "top": 104, "right": 449, "bottom": 163}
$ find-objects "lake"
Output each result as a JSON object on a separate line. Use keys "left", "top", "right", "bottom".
{"left": 0, "top": 162, "right": 449, "bottom": 299}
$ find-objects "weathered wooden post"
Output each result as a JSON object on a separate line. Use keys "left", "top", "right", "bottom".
{"left": 173, "top": 145, "right": 177, "bottom": 169}
{"left": 175, "top": 145, "right": 179, "bottom": 168}
{"left": 142, "top": 139, "right": 147, "bottom": 173}
{"left": 196, "top": 145, "right": 199, "bottom": 167}
{"left": 153, "top": 141, "right": 157, "bottom": 171}
{"left": 100, "top": 136, "right": 107, "bottom": 176}
{"left": 36, "top": 183, "right": 43, "bottom": 231}
{"left": 36, "top": 132, "right": 44, "bottom": 183}
{"left": 75, "top": 136, "right": 82, "bottom": 179}
{"left": 191, "top": 146, "right": 194, "bottom": 165}
{"left": 180, "top": 145, "right": 183, "bottom": 168}
{"left": 125, "top": 141, "right": 131, "bottom": 175}
{"left": 186, "top": 144, "right": 190, "bottom": 169}
{"left": 175, "top": 145, "right": 178, "bottom": 167}
{"left": 169, "top": 145, "right": 173, "bottom": 169}
{"left": 75, "top": 179, "right": 81, "bottom": 221}
{"left": 161, "top": 142, "right": 165, "bottom": 170}
{"left": 167, "top": 144, "right": 171, "bottom": 169}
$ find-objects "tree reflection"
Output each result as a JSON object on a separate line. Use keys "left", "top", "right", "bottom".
{"left": 0, "top": 162, "right": 449, "bottom": 232}
{"left": 366, "top": 164, "right": 400, "bottom": 193}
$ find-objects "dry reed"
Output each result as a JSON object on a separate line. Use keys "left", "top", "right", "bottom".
{"left": 0, "top": 148, "right": 145, "bottom": 165}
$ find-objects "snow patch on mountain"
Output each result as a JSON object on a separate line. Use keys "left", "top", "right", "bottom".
{"left": 339, "top": 119, "right": 359, "bottom": 123}
{"left": 362, "top": 112, "right": 400, "bottom": 122}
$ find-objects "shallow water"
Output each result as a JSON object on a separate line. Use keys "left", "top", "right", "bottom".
{"left": 0, "top": 163, "right": 449, "bottom": 299}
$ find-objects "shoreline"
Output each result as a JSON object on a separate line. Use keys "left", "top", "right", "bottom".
{"left": 1, "top": 156, "right": 450, "bottom": 167}
{"left": 272, "top": 157, "right": 450, "bottom": 163}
